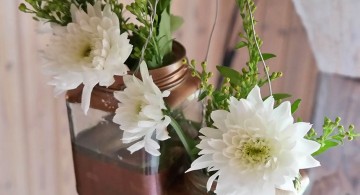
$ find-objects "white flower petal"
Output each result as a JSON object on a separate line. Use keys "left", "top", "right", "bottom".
{"left": 103, "top": 4, "right": 113, "bottom": 20}
{"left": 246, "top": 85, "right": 262, "bottom": 105}
{"left": 206, "top": 171, "right": 220, "bottom": 192}
{"left": 296, "top": 149, "right": 321, "bottom": 169}
{"left": 188, "top": 85, "right": 323, "bottom": 195}
{"left": 258, "top": 184, "right": 276, "bottom": 195}
{"left": 187, "top": 155, "right": 213, "bottom": 172}
{"left": 272, "top": 101, "right": 293, "bottom": 131}
{"left": 277, "top": 178, "right": 296, "bottom": 192}
{"left": 81, "top": 77, "right": 98, "bottom": 114}
{"left": 142, "top": 105, "right": 163, "bottom": 120}
{"left": 138, "top": 120, "right": 157, "bottom": 128}
{"left": 155, "top": 128, "right": 170, "bottom": 141}
{"left": 140, "top": 61, "right": 150, "bottom": 80}
{"left": 295, "top": 139, "right": 321, "bottom": 155}
{"left": 207, "top": 139, "right": 227, "bottom": 150}
{"left": 113, "top": 62, "right": 170, "bottom": 156}
{"left": 86, "top": 3, "right": 95, "bottom": 17}
{"left": 155, "top": 116, "right": 171, "bottom": 141}
{"left": 122, "top": 131, "right": 142, "bottom": 143}
{"left": 291, "top": 122, "right": 312, "bottom": 138}
{"left": 160, "top": 115, "right": 171, "bottom": 128}
{"left": 123, "top": 75, "right": 135, "bottom": 87}
{"left": 44, "top": 3, "right": 132, "bottom": 113}
{"left": 197, "top": 141, "right": 213, "bottom": 153}
{"left": 162, "top": 90, "right": 170, "bottom": 97}
{"left": 263, "top": 96, "right": 275, "bottom": 112}
{"left": 199, "top": 127, "right": 223, "bottom": 139}
{"left": 127, "top": 140, "right": 145, "bottom": 154}
{"left": 211, "top": 110, "right": 228, "bottom": 130}
{"left": 213, "top": 153, "right": 228, "bottom": 163}
{"left": 144, "top": 134, "right": 161, "bottom": 156}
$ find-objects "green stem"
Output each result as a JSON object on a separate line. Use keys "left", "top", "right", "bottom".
{"left": 168, "top": 115, "right": 196, "bottom": 161}
{"left": 151, "top": 35, "right": 162, "bottom": 65}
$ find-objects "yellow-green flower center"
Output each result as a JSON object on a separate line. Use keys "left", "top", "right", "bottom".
{"left": 236, "top": 138, "right": 272, "bottom": 166}
{"left": 82, "top": 45, "right": 92, "bottom": 58}
{"left": 136, "top": 102, "right": 142, "bottom": 114}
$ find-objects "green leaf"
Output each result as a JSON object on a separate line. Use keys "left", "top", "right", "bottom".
{"left": 212, "top": 91, "right": 229, "bottom": 108}
{"left": 272, "top": 93, "right": 291, "bottom": 100}
{"left": 198, "top": 90, "right": 208, "bottom": 101}
{"left": 312, "top": 140, "right": 339, "bottom": 156}
{"left": 150, "top": 0, "right": 172, "bottom": 14}
{"left": 157, "top": 9, "right": 172, "bottom": 59}
{"left": 169, "top": 115, "right": 196, "bottom": 161}
{"left": 235, "top": 41, "right": 247, "bottom": 49}
{"left": 170, "top": 15, "right": 184, "bottom": 33}
{"left": 191, "top": 147, "right": 201, "bottom": 156}
{"left": 291, "top": 99, "right": 302, "bottom": 114}
{"left": 147, "top": 56, "right": 158, "bottom": 69}
{"left": 332, "top": 134, "right": 345, "bottom": 143}
{"left": 263, "top": 93, "right": 292, "bottom": 101}
{"left": 213, "top": 92, "right": 228, "bottom": 102}
{"left": 261, "top": 53, "right": 276, "bottom": 61}
{"left": 216, "top": 66, "right": 242, "bottom": 85}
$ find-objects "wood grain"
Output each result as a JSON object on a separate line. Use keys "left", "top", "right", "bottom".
{"left": 0, "top": 1, "right": 77, "bottom": 195}
{"left": 1, "top": 1, "right": 30, "bottom": 194}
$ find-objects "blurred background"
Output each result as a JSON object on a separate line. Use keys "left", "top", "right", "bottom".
{"left": 1, "top": 0, "right": 359, "bottom": 194}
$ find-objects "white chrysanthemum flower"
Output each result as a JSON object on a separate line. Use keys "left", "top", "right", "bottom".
{"left": 45, "top": 2, "right": 132, "bottom": 113}
{"left": 187, "top": 86, "right": 321, "bottom": 195}
{"left": 113, "top": 62, "right": 171, "bottom": 156}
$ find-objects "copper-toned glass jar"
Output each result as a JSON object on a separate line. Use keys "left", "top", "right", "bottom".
{"left": 66, "top": 42, "right": 201, "bottom": 195}
{"left": 177, "top": 171, "right": 310, "bottom": 195}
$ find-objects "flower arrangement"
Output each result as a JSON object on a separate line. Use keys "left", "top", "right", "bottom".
{"left": 20, "top": 0, "right": 359, "bottom": 194}
{"left": 19, "top": 0, "right": 182, "bottom": 113}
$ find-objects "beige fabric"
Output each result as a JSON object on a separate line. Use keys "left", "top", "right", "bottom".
{"left": 292, "top": 0, "right": 360, "bottom": 77}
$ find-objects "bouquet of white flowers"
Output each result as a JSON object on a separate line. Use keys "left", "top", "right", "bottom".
{"left": 19, "top": 0, "right": 359, "bottom": 194}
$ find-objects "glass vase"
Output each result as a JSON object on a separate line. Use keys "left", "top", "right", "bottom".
{"left": 66, "top": 42, "right": 201, "bottom": 195}
{"left": 178, "top": 171, "right": 310, "bottom": 195}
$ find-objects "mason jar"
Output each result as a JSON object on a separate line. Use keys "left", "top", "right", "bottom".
{"left": 66, "top": 42, "right": 202, "bottom": 195}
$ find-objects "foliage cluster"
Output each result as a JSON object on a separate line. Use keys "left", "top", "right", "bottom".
{"left": 19, "top": 0, "right": 182, "bottom": 69}
{"left": 188, "top": 0, "right": 358, "bottom": 156}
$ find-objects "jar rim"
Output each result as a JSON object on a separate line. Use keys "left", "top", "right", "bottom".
{"left": 66, "top": 41, "right": 200, "bottom": 112}
{"left": 107, "top": 41, "right": 187, "bottom": 91}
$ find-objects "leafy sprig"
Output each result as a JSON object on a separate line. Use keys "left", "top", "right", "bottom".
{"left": 234, "top": 0, "right": 283, "bottom": 96}
{"left": 306, "top": 117, "right": 359, "bottom": 156}
{"left": 19, "top": 0, "right": 182, "bottom": 69}
{"left": 19, "top": 0, "right": 74, "bottom": 25}
{"left": 19, "top": 0, "right": 100, "bottom": 25}
{"left": 189, "top": 1, "right": 359, "bottom": 155}
{"left": 188, "top": 0, "right": 282, "bottom": 127}
{"left": 188, "top": 60, "right": 216, "bottom": 126}
{"left": 124, "top": 0, "right": 177, "bottom": 69}
{"left": 125, "top": 0, "right": 161, "bottom": 69}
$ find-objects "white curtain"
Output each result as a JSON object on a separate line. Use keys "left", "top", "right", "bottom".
{"left": 293, "top": 0, "right": 360, "bottom": 77}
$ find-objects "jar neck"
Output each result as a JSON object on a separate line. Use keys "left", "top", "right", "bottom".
{"left": 66, "top": 42, "right": 200, "bottom": 113}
